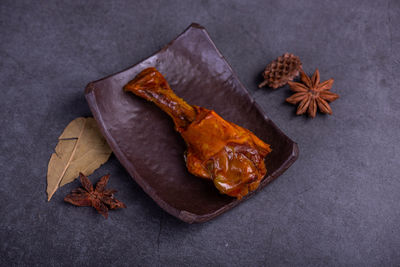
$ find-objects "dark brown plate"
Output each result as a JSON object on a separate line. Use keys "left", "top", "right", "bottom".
{"left": 85, "top": 23, "right": 299, "bottom": 223}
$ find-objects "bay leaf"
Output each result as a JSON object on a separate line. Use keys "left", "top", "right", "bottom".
{"left": 47, "top": 117, "right": 112, "bottom": 201}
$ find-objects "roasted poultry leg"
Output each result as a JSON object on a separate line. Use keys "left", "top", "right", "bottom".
{"left": 124, "top": 68, "right": 271, "bottom": 199}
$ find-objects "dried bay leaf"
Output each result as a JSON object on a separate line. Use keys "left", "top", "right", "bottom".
{"left": 47, "top": 117, "right": 112, "bottom": 201}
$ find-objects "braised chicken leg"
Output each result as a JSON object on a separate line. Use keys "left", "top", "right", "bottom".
{"left": 124, "top": 68, "right": 271, "bottom": 199}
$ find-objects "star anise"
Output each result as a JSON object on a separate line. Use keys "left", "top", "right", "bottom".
{"left": 286, "top": 69, "right": 339, "bottom": 118}
{"left": 64, "top": 173, "right": 126, "bottom": 219}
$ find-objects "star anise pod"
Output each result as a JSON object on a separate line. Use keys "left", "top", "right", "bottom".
{"left": 64, "top": 173, "right": 126, "bottom": 219}
{"left": 286, "top": 69, "right": 339, "bottom": 118}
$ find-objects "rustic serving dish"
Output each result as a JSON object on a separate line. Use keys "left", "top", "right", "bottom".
{"left": 85, "top": 23, "right": 298, "bottom": 223}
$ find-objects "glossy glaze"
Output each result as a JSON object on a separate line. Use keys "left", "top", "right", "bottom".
{"left": 124, "top": 67, "right": 272, "bottom": 198}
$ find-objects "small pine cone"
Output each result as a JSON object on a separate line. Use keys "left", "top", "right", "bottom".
{"left": 258, "top": 53, "right": 302, "bottom": 89}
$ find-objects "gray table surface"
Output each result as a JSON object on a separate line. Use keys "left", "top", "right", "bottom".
{"left": 1, "top": 0, "right": 399, "bottom": 266}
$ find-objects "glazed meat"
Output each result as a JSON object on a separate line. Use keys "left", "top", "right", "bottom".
{"left": 124, "top": 68, "right": 271, "bottom": 199}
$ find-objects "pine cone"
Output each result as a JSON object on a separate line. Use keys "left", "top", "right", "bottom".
{"left": 258, "top": 53, "right": 302, "bottom": 89}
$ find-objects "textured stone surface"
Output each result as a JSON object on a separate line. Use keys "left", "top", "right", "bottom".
{"left": 1, "top": 0, "right": 399, "bottom": 266}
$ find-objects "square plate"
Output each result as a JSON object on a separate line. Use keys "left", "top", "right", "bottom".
{"left": 85, "top": 23, "right": 298, "bottom": 223}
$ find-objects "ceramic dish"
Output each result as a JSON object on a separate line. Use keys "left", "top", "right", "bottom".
{"left": 85, "top": 23, "right": 298, "bottom": 223}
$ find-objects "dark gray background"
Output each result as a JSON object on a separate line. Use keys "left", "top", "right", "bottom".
{"left": 1, "top": 0, "right": 399, "bottom": 266}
